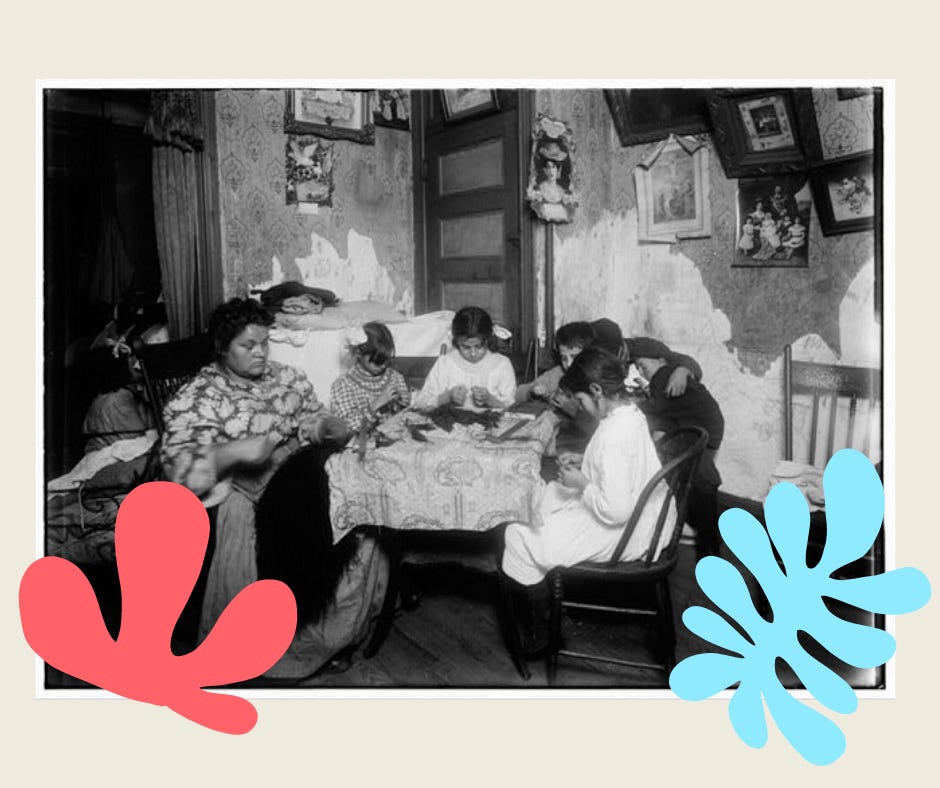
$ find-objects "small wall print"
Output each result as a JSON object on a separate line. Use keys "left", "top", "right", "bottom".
{"left": 733, "top": 174, "right": 812, "bottom": 267}
{"left": 285, "top": 136, "right": 335, "bottom": 206}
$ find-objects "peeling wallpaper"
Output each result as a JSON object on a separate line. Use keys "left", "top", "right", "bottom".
{"left": 209, "top": 87, "right": 881, "bottom": 500}
{"left": 214, "top": 89, "right": 414, "bottom": 308}
{"left": 532, "top": 88, "right": 881, "bottom": 498}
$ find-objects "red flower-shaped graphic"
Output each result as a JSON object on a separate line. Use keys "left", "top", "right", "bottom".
{"left": 20, "top": 482, "right": 297, "bottom": 734}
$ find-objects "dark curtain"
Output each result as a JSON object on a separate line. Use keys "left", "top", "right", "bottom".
{"left": 146, "top": 90, "right": 221, "bottom": 339}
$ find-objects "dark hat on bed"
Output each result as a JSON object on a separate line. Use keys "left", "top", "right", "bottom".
{"left": 625, "top": 336, "right": 672, "bottom": 361}
{"left": 258, "top": 281, "right": 338, "bottom": 309}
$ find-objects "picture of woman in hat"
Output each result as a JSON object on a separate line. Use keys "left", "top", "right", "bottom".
{"left": 526, "top": 133, "right": 577, "bottom": 223}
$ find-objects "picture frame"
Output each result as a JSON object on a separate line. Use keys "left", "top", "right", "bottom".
{"left": 440, "top": 89, "right": 499, "bottom": 122}
{"left": 732, "top": 175, "right": 812, "bottom": 268}
{"left": 525, "top": 114, "right": 578, "bottom": 224}
{"left": 285, "top": 135, "right": 335, "bottom": 206}
{"left": 284, "top": 89, "right": 375, "bottom": 144}
{"left": 604, "top": 88, "right": 711, "bottom": 146}
{"left": 705, "top": 88, "right": 822, "bottom": 178}
{"left": 809, "top": 152, "right": 876, "bottom": 236}
{"left": 837, "top": 88, "right": 874, "bottom": 101}
{"left": 634, "top": 134, "right": 711, "bottom": 243}
{"left": 371, "top": 89, "right": 410, "bottom": 131}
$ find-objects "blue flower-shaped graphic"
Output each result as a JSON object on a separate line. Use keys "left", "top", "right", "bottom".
{"left": 670, "top": 449, "right": 931, "bottom": 765}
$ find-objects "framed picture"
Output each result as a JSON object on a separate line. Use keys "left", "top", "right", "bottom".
{"left": 440, "top": 89, "right": 499, "bottom": 122}
{"left": 285, "top": 136, "right": 335, "bottom": 206}
{"left": 706, "top": 88, "right": 821, "bottom": 177}
{"left": 371, "top": 89, "right": 410, "bottom": 130}
{"left": 604, "top": 88, "right": 711, "bottom": 146}
{"left": 837, "top": 88, "right": 874, "bottom": 100}
{"left": 284, "top": 89, "right": 375, "bottom": 144}
{"left": 810, "top": 153, "right": 876, "bottom": 236}
{"left": 525, "top": 114, "right": 578, "bottom": 224}
{"left": 732, "top": 175, "right": 812, "bottom": 268}
{"left": 634, "top": 134, "right": 710, "bottom": 243}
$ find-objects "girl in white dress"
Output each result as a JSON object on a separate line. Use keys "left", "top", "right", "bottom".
{"left": 501, "top": 347, "right": 672, "bottom": 652}
{"left": 412, "top": 306, "right": 516, "bottom": 411}
{"left": 501, "top": 349, "right": 674, "bottom": 648}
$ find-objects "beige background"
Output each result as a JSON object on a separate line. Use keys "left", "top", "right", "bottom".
{"left": 3, "top": 2, "right": 935, "bottom": 784}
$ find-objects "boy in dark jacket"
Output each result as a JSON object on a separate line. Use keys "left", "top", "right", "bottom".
{"left": 627, "top": 337, "right": 725, "bottom": 559}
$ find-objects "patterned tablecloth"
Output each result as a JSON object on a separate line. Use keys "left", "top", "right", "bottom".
{"left": 327, "top": 410, "right": 556, "bottom": 542}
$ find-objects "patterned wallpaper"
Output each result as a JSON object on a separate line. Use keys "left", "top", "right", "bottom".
{"left": 214, "top": 89, "right": 414, "bottom": 306}
{"left": 530, "top": 88, "right": 881, "bottom": 498}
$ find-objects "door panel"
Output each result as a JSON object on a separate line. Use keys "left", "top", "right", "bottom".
{"left": 422, "top": 98, "right": 523, "bottom": 341}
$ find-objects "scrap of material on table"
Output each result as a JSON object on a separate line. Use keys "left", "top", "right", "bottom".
{"left": 327, "top": 409, "right": 557, "bottom": 542}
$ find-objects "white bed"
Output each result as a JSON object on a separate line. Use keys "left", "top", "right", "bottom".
{"left": 267, "top": 309, "right": 453, "bottom": 403}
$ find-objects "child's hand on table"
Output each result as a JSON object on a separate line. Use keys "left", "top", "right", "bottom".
{"left": 471, "top": 386, "right": 499, "bottom": 408}
{"left": 447, "top": 385, "right": 469, "bottom": 406}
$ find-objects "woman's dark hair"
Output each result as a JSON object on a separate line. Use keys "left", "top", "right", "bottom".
{"left": 451, "top": 306, "right": 494, "bottom": 346}
{"left": 560, "top": 346, "right": 627, "bottom": 399}
{"left": 208, "top": 298, "right": 273, "bottom": 360}
{"left": 555, "top": 321, "right": 595, "bottom": 350}
{"left": 356, "top": 321, "right": 396, "bottom": 367}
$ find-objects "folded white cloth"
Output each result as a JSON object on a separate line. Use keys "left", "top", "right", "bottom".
{"left": 47, "top": 431, "right": 158, "bottom": 493}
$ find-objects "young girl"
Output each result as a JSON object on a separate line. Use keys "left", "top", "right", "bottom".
{"left": 412, "top": 306, "right": 516, "bottom": 411}
{"left": 501, "top": 348, "right": 673, "bottom": 645}
{"left": 329, "top": 321, "right": 411, "bottom": 430}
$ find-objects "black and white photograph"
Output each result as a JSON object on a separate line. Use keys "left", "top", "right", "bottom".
{"left": 733, "top": 175, "right": 812, "bottom": 267}
{"left": 41, "top": 84, "right": 886, "bottom": 694}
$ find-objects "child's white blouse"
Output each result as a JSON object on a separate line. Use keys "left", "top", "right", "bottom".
{"left": 412, "top": 348, "right": 517, "bottom": 411}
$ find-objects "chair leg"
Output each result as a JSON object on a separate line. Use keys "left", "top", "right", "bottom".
{"left": 546, "top": 570, "right": 563, "bottom": 685}
{"left": 655, "top": 579, "right": 677, "bottom": 675}
{"left": 497, "top": 570, "right": 531, "bottom": 681}
{"left": 364, "top": 528, "right": 402, "bottom": 658}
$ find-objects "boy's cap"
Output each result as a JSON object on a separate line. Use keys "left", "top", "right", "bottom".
{"left": 625, "top": 337, "right": 671, "bottom": 361}
{"left": 589, "top": 318, "right": 623, "bottom": 354}
{"left": 258, "top": 281, "right": 338, "bottom": 309}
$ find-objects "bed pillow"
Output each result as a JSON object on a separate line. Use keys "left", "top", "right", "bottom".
{"left": 275, "top": 300, "right": 408, "bottom": 331}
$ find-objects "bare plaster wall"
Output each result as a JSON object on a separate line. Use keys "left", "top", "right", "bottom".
{"left": 532, "top": 88, "right": 881, "bottom": 499}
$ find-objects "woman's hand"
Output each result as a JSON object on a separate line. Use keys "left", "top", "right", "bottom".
{"left": 557, "top": 452, "right": 583, "bottom": 471}
{"left": 235, "top": 435, "right": 277, "bottom": 466}
{"left": 558, "top": 464, "right": 589, "bottom": 492}
{"left": 665, "top": 366, "right": 691, "bottom": 397}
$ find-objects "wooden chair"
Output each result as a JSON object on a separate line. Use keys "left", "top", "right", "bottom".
{"left": 783, "top": 344, "right": 882, "bottom": 575}
{"left": 133, "top": 333, "right": 215, "bottom": 435}
{"left": 544, "top": 426, "right": 708, "bottom": 684}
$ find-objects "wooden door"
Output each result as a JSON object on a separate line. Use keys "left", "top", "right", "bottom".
{"left": 413, "top": 90, "right": 533, "bottom": 352}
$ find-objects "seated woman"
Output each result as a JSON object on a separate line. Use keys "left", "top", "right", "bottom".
{"left": 160, "top": 298, "right": 388, "bottom": 678}
{"left": 412, "top": 305, "right": 516, "bottom": 411}
{"left": 82, "top": 343, "right": 154, "bottom": 453}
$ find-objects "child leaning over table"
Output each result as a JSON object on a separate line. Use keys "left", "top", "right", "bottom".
{"left": 412, "top": 305, "right": 516, "bottom": 411}
{"left": 514, "top": 321, "right": 596, "bottom": 405}
{"left": 627, "top": 337, "right": 725, "bottom": 560}
{"left": 329, "top": 321, "right": 410, "bottom": 431}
